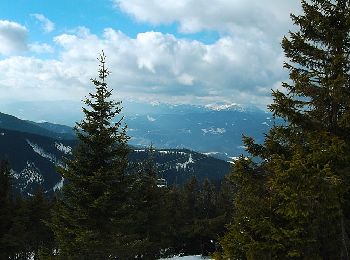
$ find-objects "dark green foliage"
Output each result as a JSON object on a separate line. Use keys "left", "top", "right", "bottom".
{"left": 0, "top": 159, "right": 55, "bottom": 259}
{"left": 50, "top": 52, "right": 134, "bottom": 259}
{"left": 27, "top": 189, "right": 56, "bottom": 258}
{"left": 124, "top": 147, "right": 231, "bottom": 258}
{"left": 221, "top": 0, "right": 350, "bottom": 259}
{"left": 156, "top": 176, "right": 232, "bottom": 257}
{"left": 221, "top": 158, "right": 273, "bottom": 259}
{"left": 0, "top": 160, "right": 14, "bottom": 258}
{"left": 0, "top": 160, "right": 11, "bottom": 199}
{"left": 126, "top": 147, "right": 167, "bottom": 259}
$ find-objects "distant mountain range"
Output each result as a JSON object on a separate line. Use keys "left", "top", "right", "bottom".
{"left": 0, "top": 112, "right": 75, "bottom": 140}
{"left": 0, "top": 101, "right": 278, "bottom": 195}
{"left": 0, "top": 101, "right": 277, "bottom": 160}
{"left": 0, "top": 112, "right": 231, "bottom": 196}
{"left": 125, "top": 103, "right": 274, "bottom": 160}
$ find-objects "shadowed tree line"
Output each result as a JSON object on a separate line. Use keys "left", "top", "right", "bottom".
{"left": 0, "top": 158, "right": 233, "bottom": 259}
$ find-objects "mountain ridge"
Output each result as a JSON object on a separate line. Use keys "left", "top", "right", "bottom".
{"left": 0, "top": 112, "right": 231, "bottom": 195}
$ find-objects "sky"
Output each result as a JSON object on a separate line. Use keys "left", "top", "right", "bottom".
{"left": 0, "top": 0, "right": 302, "bottom": 115}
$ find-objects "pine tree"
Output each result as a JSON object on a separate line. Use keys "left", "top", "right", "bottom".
{"left": 50, "top": 51, "right": 132, "bottom": 259}
{"left": 222, "top": 0, "right": 350, "bottom": 258}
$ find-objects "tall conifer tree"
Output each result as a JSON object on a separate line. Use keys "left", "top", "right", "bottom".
{"left": 0, "top": 160, "right": 14, "bottom": 259}
{"left": 222, "top": 0, "right": 350, "bottom": 259}
{"left": 51, "top": 52, "right": 131, "bottom": 259}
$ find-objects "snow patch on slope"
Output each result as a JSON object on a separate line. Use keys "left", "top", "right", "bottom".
{"left": 55, "top": 142, "right": 72, "bottom": 154}
{"left": 228, "top": 156, "right": 240, "bottom": 164}
{"left": 203, "top": 152, "right": 220, "bottom": 156}
{"left": 205, "top": 103, "right": 244, "bottom": 112}
{"left": 26, "top": 139, "right": 65, "bottom": 167}
{"left": 201, "top": 127, "right": 226, "bottom": 135}
{"left": 147, "top": 115, "right": 156, "bottom": 122}
{"left": 11, "top": 161, "right": 44, "bottom": 193}
{"left": 21, "top": 161, "right": 43, "bottom": 185}
{"left": 159, "top": 255, "right": 212, "bottom": 259}
{"left": 134, "top": 149, "right": 146, "bottom": 152}
{"left": 159, "top": 150, "right": 188, "bottom": 156}
{"left": 53, "top": 177, "right": 64, "bottom": 191}
{"left": 27, "top": 139, "right": 56, "bottom": 161}
{"left": 176, "top": 154, "right": 194, "bottom": 171}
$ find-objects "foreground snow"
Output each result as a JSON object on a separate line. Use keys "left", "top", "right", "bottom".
{"left": 159, "top": 256, "right": 212, "bottom": 260}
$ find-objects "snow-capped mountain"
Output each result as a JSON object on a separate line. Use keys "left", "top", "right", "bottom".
{"left": 204, "top": 102, "right": 246, "bottom": 112}
{"left": 122, "top": 102, "right": 276, "bottom": 160}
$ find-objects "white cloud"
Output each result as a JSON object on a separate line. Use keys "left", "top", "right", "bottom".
{"left": 31, "top": 13, "right": 55, "bottom": 33}
{"left": 0, "top": 56, "right": 86, "bottom": 102}
{"left": 0, "top": 20, "right": 28, "bottom": 55}
{"left": 114, "top": 0, "right": 301, "bottom": 36}
{"left": 108, "top": 0, "right": 301, "bottom": 107}
{"left": 0, "top": 27, "right": 288, "bottom": 108}
{"left": 29, "top": 43, "right": 54, "bottom": 53}
{"left": 0, "top": 1, "right": 304, "bottom": 110}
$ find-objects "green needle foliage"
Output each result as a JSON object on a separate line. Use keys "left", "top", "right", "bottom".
{"left": 221, "top": 1, "right": 350, "bottom": 259}
{"left": 50, "top": 51, "right": 131, "bottom": 259}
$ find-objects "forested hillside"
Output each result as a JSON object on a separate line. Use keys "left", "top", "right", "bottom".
{"left": 0, "top": 125, "right": 230, "bottom": 196}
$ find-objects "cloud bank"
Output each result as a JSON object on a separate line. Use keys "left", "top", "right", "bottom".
{"left": 0, "top": 1, "right": 303, "bottom": 109}
{"left": 0, "top": 27, "right": 288, "bottom": 107}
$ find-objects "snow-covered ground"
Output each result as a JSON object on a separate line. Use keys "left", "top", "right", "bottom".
{"left": 159, "top": 256, "right": 212, "bottom": 260}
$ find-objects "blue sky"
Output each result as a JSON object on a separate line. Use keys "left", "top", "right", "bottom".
{"left": 0, "top": 0, "right": 301, "bottom": 119}
{"left": 0, "top": 0, "right": 219, "bottom": 56}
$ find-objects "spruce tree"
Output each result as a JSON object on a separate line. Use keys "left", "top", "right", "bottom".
{"left": 27, "top": 188, "right": 55, "bottom": 259}
{"left": 0, "top": 160, "right": 14, "bottom": 259}
{"left": 222, "top": 0, "right": 350, "bottom": 259}
{"left": 50, "top": 51, "right": 131, "bottom": 259}
{"left": 181, "top": 176, "right": 200, "bottom": 254}
{"left": 127, "top": 146, "right": 165, "bottom": 259}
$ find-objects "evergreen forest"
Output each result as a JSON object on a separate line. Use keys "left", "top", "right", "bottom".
{"left": 1, "top": 0, "right": 350, "bottom": 259}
